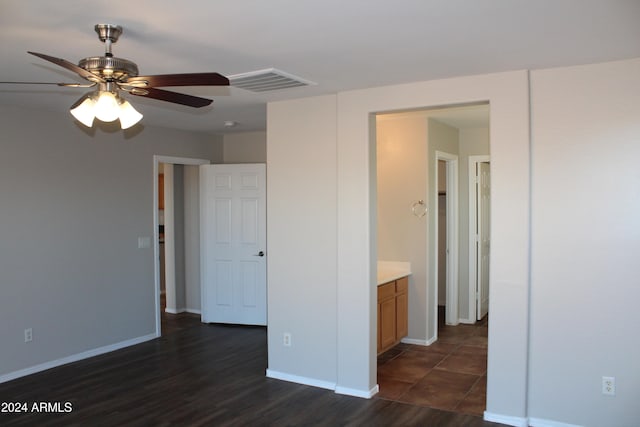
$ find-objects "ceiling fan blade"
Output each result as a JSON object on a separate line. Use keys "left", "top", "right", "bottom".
{"left": 0, "top": 81, "right": 95, "bottom": 87}
{"left": 124, "top": 72, "right": 229, "bottom": 88}
{"left": 27, "top": 51, "right": 105, "bottom": 83}
{"left": 131, "top": 87, "right": 213, "bottom": 108}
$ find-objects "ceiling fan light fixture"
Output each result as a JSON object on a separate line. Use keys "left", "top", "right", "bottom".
{"left": 69, "top": 90, "right": 143, "bottom": 129}
{"left": 70, "top": 97, "right": 96, "bottom": 127}
{"left": 118, "top": 99, "right": 143, "bottom": 129}
{"left": 94, "top": 91, "right": 120, "bottom": 122}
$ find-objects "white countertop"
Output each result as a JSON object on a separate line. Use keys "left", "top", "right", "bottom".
{"left": 377, "top": 261, "right": 411, "bottom": 285}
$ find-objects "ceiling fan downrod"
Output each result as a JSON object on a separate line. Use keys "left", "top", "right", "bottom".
{"left": 94, "top": 24, "right": 122, "bottom": 57}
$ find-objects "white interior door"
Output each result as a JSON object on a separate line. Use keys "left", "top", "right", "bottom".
{"left": 477, "top": 162, "right": 490, "bottom": 320}
{"left": 200, "top": 164, "right": 267, "bottom": 325}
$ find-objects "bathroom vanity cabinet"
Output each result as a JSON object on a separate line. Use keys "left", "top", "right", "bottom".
{"left": 377, "top": 276, "right": 408, "bottom": 354}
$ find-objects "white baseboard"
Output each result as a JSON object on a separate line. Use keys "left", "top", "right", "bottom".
{"left": 164, "top": 307, "right": 200, "bottom": 315}
{"left": 484, "top": 411, "right": 528, "bottom": 427}
{"left": 266, "top": 369, "right": 336, "bottom": 391}
{"left": 529, "top": 417, "right": 584, "bottom": 427}
{"left": 483, "top": 411, "right": 584, "bottom": 427}
{"left": 458, "top": 317, "right": 476, "bottom": 324}
{"left": 0, "top": 333, "right": 157, "bottom": 384}
{"left": 335, "top": 384, "right": 379, "bottom": 398}
{"left": 401, "top": 337, "right": 429, "bottom": 346}
{"left": 266, "top": 369, "right": 378, "bottom": 399}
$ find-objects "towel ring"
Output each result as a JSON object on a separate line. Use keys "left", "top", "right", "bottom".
{"left": 412, "top": 200, "right": 427, "bottom": 218}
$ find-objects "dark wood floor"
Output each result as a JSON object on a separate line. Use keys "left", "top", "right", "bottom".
{"left": 0, "top": 313, "right": 504, "bottom": 426}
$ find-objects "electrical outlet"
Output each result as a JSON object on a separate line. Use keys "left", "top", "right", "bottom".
{"left": 24, "top": 328, "right": 33, "bottom": 343}
{"left": 283, "top": 332, "right": 292, "bottom": 347}
{"left": 602, "top": 376, "right": 615, "bottom": 396}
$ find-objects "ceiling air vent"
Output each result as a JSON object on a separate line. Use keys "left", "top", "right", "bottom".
{"left": 228, "top": 68, "right": 316, "bottom": 93}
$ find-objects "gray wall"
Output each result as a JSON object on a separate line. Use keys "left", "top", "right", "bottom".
{"left": 223, "top": 131, "right": 266, "bottom": 163}
{"left": 267, "top": 95, "right": 338, "bottom": 386}
{"left": 528, "top": 59, "right": 640, "bottom": 427}
{"left": 0, "top": 105, "right": 222, "bottom": 378}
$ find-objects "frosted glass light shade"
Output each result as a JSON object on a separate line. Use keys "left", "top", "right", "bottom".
{"left": 69, "top": 90, "right": 144, "bottom": 129}
{"left": 118, "top": 100, "right": 143, "bottom": 129}
{"left": 70, "top": 97, "right": 96, "bottom": 127}
{"left": 94, "top": 91, "right": 120, "bottom": 122}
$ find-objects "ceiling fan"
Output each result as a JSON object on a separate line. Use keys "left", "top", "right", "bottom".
{"left": 3, "top": 24, "right": 229, "bottom": 129}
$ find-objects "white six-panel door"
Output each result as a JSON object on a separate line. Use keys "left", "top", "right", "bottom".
{"left": 200, "top": 164, "right": 267, "bottom": 325}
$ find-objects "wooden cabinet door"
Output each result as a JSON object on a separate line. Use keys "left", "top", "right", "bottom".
{"left": 395, "top": 276, "right": 408, "bottom": 339}
{"left": 377, "top": 278, "right": 409, "bottom": 354}
{"left": 377, "top": 302, "right": 382, "bottom": 353}
{"left": 377, "top": 282, "right": 396, "bottom": 352}
{"left": 379, "top": 297, "right": 396, "bottom": 350}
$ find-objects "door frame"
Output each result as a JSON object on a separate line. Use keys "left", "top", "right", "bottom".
{"left": 153, "top": 155, "right": 210, "bottom": 337}
{"left": 467, "top": 155, "right": 490, "bottom": 323}
{"left": 433, "top": 151, "right": 459, "bottom": 329}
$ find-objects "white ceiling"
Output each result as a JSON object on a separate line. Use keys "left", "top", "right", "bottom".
{"left": 1, "top": 1, "right": 638, "bottom": 135}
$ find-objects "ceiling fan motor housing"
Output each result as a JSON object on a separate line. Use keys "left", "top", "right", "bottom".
{"left": 78, "top": 56, "right": 139, "bottom": 81}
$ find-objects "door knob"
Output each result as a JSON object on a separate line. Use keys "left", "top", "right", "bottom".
{"left": 254, "top": 251, "right": 265, "bottom": 257}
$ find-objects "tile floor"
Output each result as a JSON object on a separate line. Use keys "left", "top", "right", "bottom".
{"left": 376, "top": 308, "right": 488, "bottom": 416}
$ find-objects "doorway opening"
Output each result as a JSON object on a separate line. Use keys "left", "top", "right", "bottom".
{"left": 153, "top": 155, "right": 209, "bottom": 337}
{"left": 437, "top": 161, "right": 446, "bottom": 321}
{"left": 374, "top": 103, "right": 490, "bottom": 416}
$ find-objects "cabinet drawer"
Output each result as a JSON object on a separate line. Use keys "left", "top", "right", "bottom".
{"left": 396, "top": 276, "right": 408, "bottom": 293}
{"left": 378, "top": 282, "right": 395, "bottom": 300}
